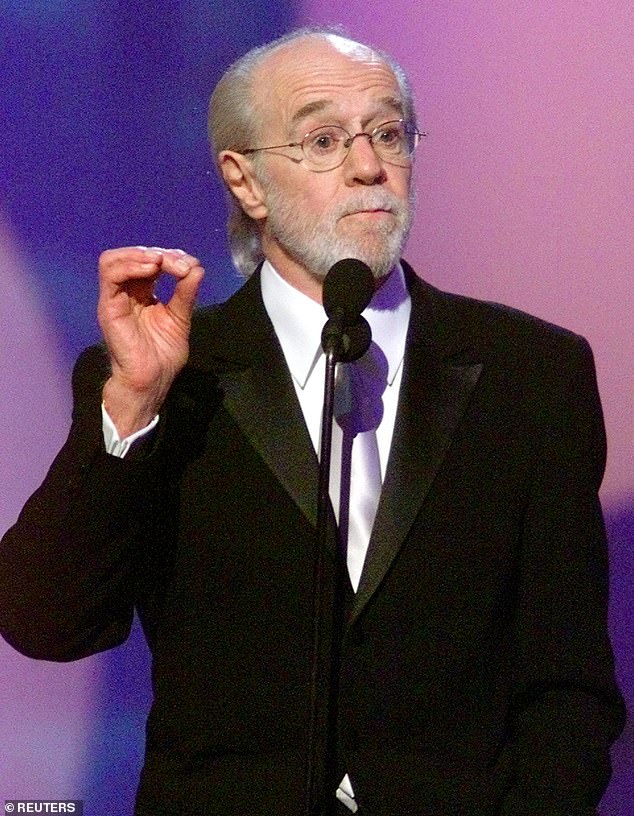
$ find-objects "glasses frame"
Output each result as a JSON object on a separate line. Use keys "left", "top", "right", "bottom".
{"left": 239, "top": 119, "right": 427, "bottom": 172}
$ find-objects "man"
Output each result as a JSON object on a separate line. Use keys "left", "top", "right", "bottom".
{"left": 0, "top": 27, "right": 625, "bottom": 816}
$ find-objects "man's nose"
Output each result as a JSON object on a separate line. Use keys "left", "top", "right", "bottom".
{"left": 342, "top": 133, "right": 385, "bottom": 185}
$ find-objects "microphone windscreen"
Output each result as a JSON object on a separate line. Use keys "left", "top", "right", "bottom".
{"left": 322, "top": 259, "right": 374, "bottom": 322}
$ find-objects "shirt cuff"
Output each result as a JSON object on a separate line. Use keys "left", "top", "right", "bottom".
{"left": 102, "top": 403, "right": 159, "bottom": 458}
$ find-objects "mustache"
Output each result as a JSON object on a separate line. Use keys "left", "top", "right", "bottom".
{"left": 331, "top": 190, "right": 407, "bottom": 220}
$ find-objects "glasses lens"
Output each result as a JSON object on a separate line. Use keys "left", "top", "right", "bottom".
{"left": 371, "top": 121, "right": 416, "bottom": 165}
{"left": 302, "top": 125, "right": 348, "bottom": 170}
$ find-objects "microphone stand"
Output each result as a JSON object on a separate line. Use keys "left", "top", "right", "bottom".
{"left": 304, "top": 259, "right": 374, "bottom": 816}
{"left": 305, "top": 344, "right": 342, "bottom": 816}
{"left": 305, "top": 315, "right": 372, "bottom": 816}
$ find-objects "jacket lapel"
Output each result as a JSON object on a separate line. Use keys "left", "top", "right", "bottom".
{"left": 186, "top": 265, "right": 484, "bottom": 619}
{"left": 188, "top": 271, "right": 322, "bottom": 529}
{"left": 350, "top": 269, "right": 483, "bottom": 626}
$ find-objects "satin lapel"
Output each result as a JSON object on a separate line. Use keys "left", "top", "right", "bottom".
{"left": 350, "top": 272, "right": 483, "bottom": 626}
{"left": 190, "top": 271, "right": 321, "bottom": 529}
{"left": 220, "top": 362, "right": 320, "bottom": 528}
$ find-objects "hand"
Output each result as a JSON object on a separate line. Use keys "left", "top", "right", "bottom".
{"left": 98, "top": 245, "right": 204, "bottom": 437}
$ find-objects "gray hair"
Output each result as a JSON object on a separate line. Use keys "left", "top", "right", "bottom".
{"left": 207, "top": 26, "right": 417, "bottom": 277}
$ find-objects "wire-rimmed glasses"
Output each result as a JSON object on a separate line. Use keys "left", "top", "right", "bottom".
{"left": 240, "top": 119, "right": 426, "bottom": 172}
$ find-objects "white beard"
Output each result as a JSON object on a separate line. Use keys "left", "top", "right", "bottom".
{"left": 260, "top": 181, "right": 414, "bottom": 281}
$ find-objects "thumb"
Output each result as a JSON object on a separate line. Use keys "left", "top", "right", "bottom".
{"left": 167, "top": 263, "right": 205, "bottom": 323}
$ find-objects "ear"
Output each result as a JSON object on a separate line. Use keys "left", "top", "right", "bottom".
{"left": 218, "top": 151, "right": 268, "bottom": 220}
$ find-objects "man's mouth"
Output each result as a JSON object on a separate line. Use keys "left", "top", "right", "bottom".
{"left": 344, "top": 208, "right": 393, "bottom": 218}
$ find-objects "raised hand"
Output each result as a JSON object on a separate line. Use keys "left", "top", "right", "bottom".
{"left": 98, "top": 246, "right": 204, "bottom": 437}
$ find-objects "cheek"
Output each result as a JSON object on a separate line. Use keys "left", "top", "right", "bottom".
{"left": 299, "top": 177, "right": 341, "bottom": 216}
{"left": 390, "top": 169, "right": 412, "bottom": 201}
{"left": 265, "top": 174, "right": 315, "bottom": 212}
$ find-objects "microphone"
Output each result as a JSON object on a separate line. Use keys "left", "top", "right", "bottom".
{"left": 321, "top": 259, "right": 374, "bottom": 362}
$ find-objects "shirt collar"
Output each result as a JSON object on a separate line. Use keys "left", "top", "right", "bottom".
{"left": 261, "top": 260, "right": 411, "bottom": 389}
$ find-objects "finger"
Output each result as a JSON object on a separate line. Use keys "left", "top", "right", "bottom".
{"left": 99, "top": 246, "right": 199, "bottom": 273}
{"left": 155, "top": 249, "right": 203, "bottom": 278}
{"left": 166, "top": 263, "right": 205, "bottom": 323}
{"left": 100, "top": 246, "right": 163, "bottom": 270}
{"left": 99, "top": 247, "right": 164, "bottom": 289}
{"left": 98, "top": 247, "right": 202, "bottom": 307}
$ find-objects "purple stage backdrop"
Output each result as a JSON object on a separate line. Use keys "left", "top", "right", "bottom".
{"left": 1, "top": 2, "right": 632, "bottom": 812}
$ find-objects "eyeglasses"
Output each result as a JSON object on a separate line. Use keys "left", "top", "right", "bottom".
{"left": 240, "top": 119, "right": 426, "bottom": 173}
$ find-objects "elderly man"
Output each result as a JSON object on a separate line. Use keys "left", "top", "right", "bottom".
{"left": 0, "top": 27, "right": 624, "bottom": 816}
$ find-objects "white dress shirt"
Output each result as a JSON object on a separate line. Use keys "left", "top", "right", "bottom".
{"left": 260, "top": 260, "right": 411, "bottom": 482}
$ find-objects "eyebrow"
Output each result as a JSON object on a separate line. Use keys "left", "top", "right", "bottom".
{"left": 290, "top": 95, "right": 405, "bottom": 129}
{"left": 291, "top": 100, "right": 331, "bottom": 126}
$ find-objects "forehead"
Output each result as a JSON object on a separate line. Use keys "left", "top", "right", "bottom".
{"left": 253, "top": 37, "right": 403, "bottom": 133}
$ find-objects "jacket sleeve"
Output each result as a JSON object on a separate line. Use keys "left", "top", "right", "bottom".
{"left": 501, "top": 334, "right": 625, "bottom": 815}
{"left": 0, "top": 345, "right": 164, "bottom": 661}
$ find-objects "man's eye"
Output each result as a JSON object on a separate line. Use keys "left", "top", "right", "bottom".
{"left": 376, "top": 127, "right": 402, "bottom": 147}
{"left": 309, "top": 132, "right": 340, "bottom": 152}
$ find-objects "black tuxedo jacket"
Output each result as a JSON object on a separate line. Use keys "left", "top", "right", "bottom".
{"left": 0, "top": 264, "right": 624, "bottom": 815}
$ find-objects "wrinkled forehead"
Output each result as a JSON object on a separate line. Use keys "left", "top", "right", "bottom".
{"left": 251, "top": 36, "right": 403, "bottom": 136}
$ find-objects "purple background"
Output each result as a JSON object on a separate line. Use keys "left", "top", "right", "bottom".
{"left": 1, "top": 2, "right": 632, "bottom": 812}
